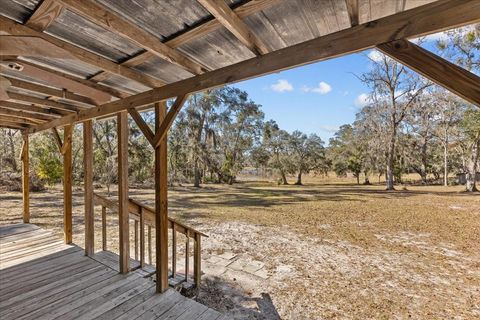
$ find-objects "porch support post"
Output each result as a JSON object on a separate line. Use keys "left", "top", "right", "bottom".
{"left": 21, "top": 133, "right": 29, "bottom": 223}
{"left": 117, "top": 111, "right": 130, "bottom": 273}
{"left": 155, "top": 101, "right": 169, "bottom": 292}
{"left": 83, "top": 120, "right": 94, "bottom": 256}
{"left": 63, "top": 124, "right": 73, "bottom": 244}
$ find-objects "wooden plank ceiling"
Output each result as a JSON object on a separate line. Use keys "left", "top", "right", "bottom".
{"left": 0, "top": 0, "right": 450, "bottom": 131}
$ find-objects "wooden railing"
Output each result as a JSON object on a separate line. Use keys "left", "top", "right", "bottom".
{"left": 93, "top": 193, "right": 207, "bottom": 288}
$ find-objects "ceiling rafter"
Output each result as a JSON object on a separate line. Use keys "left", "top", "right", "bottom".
{"left": 5, "top": 77, "right": 97, "bottom": 106}
{"left": 0, "top": 115, "right": 42, "bottom": 126}
{"left": 100, "top": 0, "right": 281, "bottom": 69}
{"left": 197, "top": 0, "right": 269, "bottom": 55}
{"left": 0, "top": 106, "right": 56, "bottom": 122}
{"left": 7, "top": 92, "right": 82, "bottom": 114}
{"left": 1, "top": 58, "right": 124, "bottom": 100}
{"left": 56, "top": 0, "right": 209, "bottom": 75}
{"left": 0, "top": 101, "right": 63, "bottom": 117}
{"left": 0, "top": 16, "right": 165, "bottom": 88}
{"left": 25, "top": 0, "right": 64, "bottom": 30}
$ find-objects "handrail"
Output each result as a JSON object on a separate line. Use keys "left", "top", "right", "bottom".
{"left": 93, "top": 192, "right": 206, "bottom": 288}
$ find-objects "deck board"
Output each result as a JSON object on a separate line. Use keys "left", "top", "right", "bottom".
{"left": 0, "top": 223, "right": 225, "bottom": 320}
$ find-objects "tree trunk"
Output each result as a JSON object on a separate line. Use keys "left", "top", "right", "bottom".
{"left": 386, "top": 124, "right": 396, "bottom": 190}
{"left": 193, "top": 158, "right": 200, "bottom": 188}
{"left": 465, "top": 140, "right": 479, "bottom": 192}
{"left": 356, "top": 174, "right": 360, "bottom": 185}
{"left": 294, "top": 171, "right": 302, "bottom": 185}
{"left": 280, "top": 170, "right": 288, "bottom": 185}
{"left": 443, "top": 136, "right": 448, "bottom": 187}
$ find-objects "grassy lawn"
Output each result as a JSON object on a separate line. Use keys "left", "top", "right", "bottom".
{"left": 1, "top": 176, "right": 479, "bottom": 319}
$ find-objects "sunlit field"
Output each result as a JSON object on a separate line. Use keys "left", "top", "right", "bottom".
{"left": 1, "top": 175, "right": 479, "bottom": 319}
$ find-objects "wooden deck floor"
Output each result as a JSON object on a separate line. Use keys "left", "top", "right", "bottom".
{"left": 0, "top": 224, "right": 225, "bottom": 320}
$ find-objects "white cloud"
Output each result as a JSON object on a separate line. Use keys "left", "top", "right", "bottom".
{"left": 270, "top": 79, "right": 293, "bottom": 92}
{"left": 367, "top": 50, "right": 384, "bottom": 62}
{"left": 319, "top": 125, "right": 339, "bottom": 133}
{"left": 302, "top": 81, "right": 332, "bottom": 94}
{"left": 355, "top": 93, "right": 370, "bottom": 107}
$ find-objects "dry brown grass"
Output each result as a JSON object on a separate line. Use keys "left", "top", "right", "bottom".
{"left": 1, "top": 175, "right": 479, "bottom": 319}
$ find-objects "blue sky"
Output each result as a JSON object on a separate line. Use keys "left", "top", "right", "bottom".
{"left": 231, "top": 32, "right": 451, "bottom": 144}
{"left": 233, "top": 51, "right": 371, "bottom": 143}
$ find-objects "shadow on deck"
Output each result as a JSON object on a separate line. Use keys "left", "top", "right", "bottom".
{"left": 0, "top": 223, "right": 227, "bottom": 320}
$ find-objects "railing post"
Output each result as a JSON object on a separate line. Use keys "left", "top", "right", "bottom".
{"left": 102, "top": 206, "right": 107, "bottom": 251}
{"left": 21, "top": 133, "right": 29, "bottom": 223}
{"left": 185, "top": 231, "right": 190, "bottom": 282}
{"left": 148, "top": 225, "right": 152, "bottom": 265}
{"left": 134, "top": 220, "right": 139, "bottom": 261}
{"left": 194, "top": 233, "right": 201, "bottom": 288}
{"left": 140, "top": 208, "right": 145, "bottom": 268}
{"left": 172, "top": 224, "right": 177, "bottom": 277}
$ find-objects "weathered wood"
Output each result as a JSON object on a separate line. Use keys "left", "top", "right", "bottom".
{"left": 0, "top": 122, "right": 28, "bottom": 130}
{"left": 155, "top": 101, "right": 169, "bottom": 293}
{"left": 152, "top": 95, "right": 189, "bottom": 148}
{"left": 63, "top": 124, "right": 73, "bottom": 244}
{"left": 345, "top": 0, "right": 359, "bottom": 26}
{"left": 0, "top": 107, "right": 56, "bottom": 122}
{"left": 8, "top": 92, "right": 84, "bottom": 114}
{"left": 57, "top": 0, "right": 208, "bottom": 75}
{"left": 83, "top": 120, "right": 94, "bottom": 256}
{"left": 377, "top": 39, "right": 480, "bottom": 107}
{"left": 140, "top": 208, "right": 145, "bottom": 268}
{"left": 197, "top": 0, "right": 269, "bottom": 55}
{"left": 6, "top": 77, "right": 97, "bottom": 106}
{"left": 117, "top": 111, "right": 130, "bottom": 273}
{"left": 102, "top": 206, "right": 107, "bottom": 251}
{"left": 128, "top": 108, "right": 154, "bottom": 145}
{"left": 172, "top": 224, "right": 177, "bottom": 277}
{"left": 0, "top": 115, "right": 40, "bottom": 125}
{"left": 25, "top": 0, "right": 64, "bottom": 31}
{"left": 148, "top": 225, "right": 152, "bottom": 265}
{"left": 4, "top": 58, "right": 119, "bottom": 101}
{"left": 28, "top": 0, "right": 480, "bottom": 133}
{"left": 0, "top": 101, "right": 62, "bottom": 118}
{"left": 194, "top": 233, "right": 201, "bottom": 288}
{"left": 0, "top": 17, "right": 164, "bottom": 88}
{"left": 21, "top": 134, "right": 29, "bottom": 223}
{"left": 134, "top": 220, "right": 139, "bottom": 261}
{"left": 185, "top": 234, "right": 190, "bottom": 282}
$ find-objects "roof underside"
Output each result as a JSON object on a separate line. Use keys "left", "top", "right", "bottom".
{"left": 0, "top": 0, "right": 445, "bottom": 130}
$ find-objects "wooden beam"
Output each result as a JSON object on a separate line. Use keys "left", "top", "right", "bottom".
{"left": 21, "top": 134, "right": 29, "bottom": 223}
{"left": 6, "top": 77, "right": 97, "bottom": 106}
{"left": 8, "top": 92, "right": 81, "bottom": 114}
{"left": 27, "top": 0, "right": 480, "bottom": 133}
{"left": 117, "top": 111, "right": 130, "bottom": 273}
{"left": 84, "top": 0, "right": 281, "bottom": 71}
{"left": 167, "top": 0, "right": 281, "bottom": 49}
{"left": 377, "top": 39, "right": 480, "bottom": 107}
{"left": 345, "top": 0, "right": 359, "bottom": 27}
{"left": 128, "top": 108, "right": 154, "bottom": 145}
{"left": 0, "top": 123, "right": 28, "bottom": 130}
{"left": 0, "top": 101, "right": 61, "bottom": 117}
{"left": 25, "top": 0, "right": 64, "bottom": 31}
{"left": 83, "top": 120, "right": 94, "bottom": 256}
{"left": 0, "top": 17, "right": 165, "bottom": 88}
{"left": 0, "top": 115, "right": 40, "bottom": 125}
{"left": 63, "top": 124, "right": 73, "bottom": 244}
{"left": 57, "top": 0, "right": 208, "bottom": 75}
{"left": 0, "top": 107, "right": 56, "bottom": 121}
{"left": 155, "top": 101, "right": 168, "bottom": 293}
{"left": 197, "top": 0, "right": 269, "bottom": 55}
{"left": 152, "top": 95, "right": 189, "bottom": 148}
{"left": 3, "top": 59, "right": 116, "bottom": 102}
